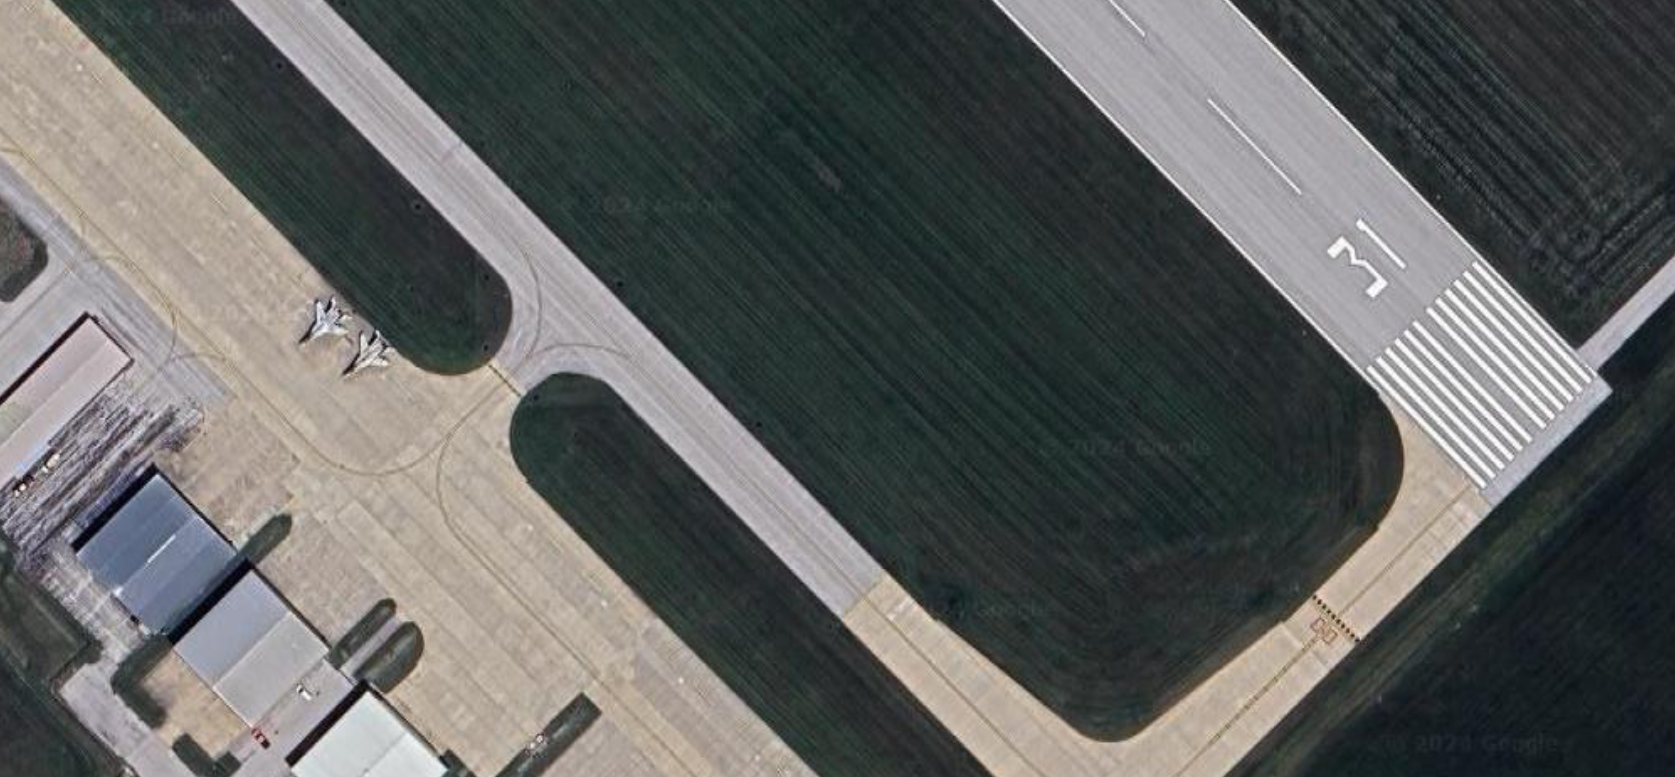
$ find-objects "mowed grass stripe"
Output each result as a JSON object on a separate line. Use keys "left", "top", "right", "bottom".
{"left": 0, "top": 656, "right": 117, "bottom": 777}
{"left": 511, "top": 375, "right": 992, "bottom": 777}
{"left": 53, "top": 0, "right": 511, "bottom": 373}
{"left": 337, "top": 0, "right": 1401, "bottom": 738}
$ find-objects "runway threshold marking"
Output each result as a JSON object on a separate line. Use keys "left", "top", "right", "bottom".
{"left": 1431, "top": 303, "right": 1545, "bottom": 427}
{"left": 1205, "top": 96, "right": 1301, "bottom": 196}
{"left": 1396, "top": 337, "right": 1510, "bottom": 465}
{"left": 1448, "top": 287, "right": 1562, "bottom": 413}
{"left": 1366, "top": 364, "right": 1486, "bottom": 488}
{"left": 1371, "top": 262, "right": 1596, "bottom": 490}
{"left": 1404, "top": 328, "right": 1518, "bottom": 459}
{"left": 1413, "top": 320, "right": 1530, "bottom": 444}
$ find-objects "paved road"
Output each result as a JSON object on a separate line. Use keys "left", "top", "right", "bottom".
{"left": 1581, "top": 251, "right": 1675, "bottom": 368}
{"left": 230, "top": 0, "right": 885, "bottom": 616}
{"left": 990, "top": 0, "right": 1605, "bottom": 496}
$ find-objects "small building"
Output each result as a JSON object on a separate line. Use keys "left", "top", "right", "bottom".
{"left": 74, "top": 470, "right": 236, "bottom": 634}
{"left": 0, "top": 315, "right": 131, "bottom": 487}
{"left": 176, "top": 568, "right": 329, "bottom": 724}
{"left": 290, "top": 688, "right": 447, "bottom": 777}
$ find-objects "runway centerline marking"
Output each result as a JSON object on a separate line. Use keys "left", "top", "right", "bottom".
{"left": 1206, "top": 96, "right": 1301, "bottom": 196}
{"left": 1105, "top": 0, "right": 1147, "bottom": 38}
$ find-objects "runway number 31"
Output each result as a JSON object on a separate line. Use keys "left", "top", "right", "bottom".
{"left": 1328, "top": 219, "right": 1409, "bottom": 300}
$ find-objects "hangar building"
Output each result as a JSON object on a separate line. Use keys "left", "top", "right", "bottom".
{"left": 291, "top": 688, "right": 447, "bottom": 777}
{"left": 176, "top": 568, "right": 329, "bottom": 724}
{"left": 0, "top": 315, "right": 130, "bottom": 488}
{"left": 75, "top": 470, "right": 236, "bottom": 635}
{"left": 73, "top": 467, "right": 448, "bottom": 775}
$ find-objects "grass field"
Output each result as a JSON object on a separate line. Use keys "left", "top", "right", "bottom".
{"left": 0, "top": 197, "right": 48, "bottom": 302}
{"left": 336, "top": 0, "right": 1402, "bottom": 737}
{"left": 1232, "top": 298, "right": 1675, "bottom": 776}
{"left": 0, "top": 546, "right": 95, "bottom": 698}
{"left": 1236, "top": 0, "right": 1675, "bottom": 341}
{"left": 511, "top": 375, "right": 992, "bottom": 777}
{"left": 52, "top": 0, "right": 511, "bottom": 373}
{"left": 0, "top": 544, "right": 122, "bottom": 777}
{"left": 0, "top": 662, "right": 119, "bottom": 777}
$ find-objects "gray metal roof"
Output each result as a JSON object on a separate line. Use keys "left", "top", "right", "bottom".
{"left": 177, "top": 570, "right": 328, "bottom": 724}
{"left": 292, "top": 692, "right": 445, "bottom": 777}
{"left": 76, "top": 472, "right": 235, "bottom": 633}
{"left": 0, "top": 317, "right": 131, "bottom": 486}
{"left": 176, "top": 570, "right": 287, "bottom": 680}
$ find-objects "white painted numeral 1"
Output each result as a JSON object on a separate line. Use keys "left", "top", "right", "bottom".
{"left": 1328, "top": 236, "right": 1388, "bottom": 299}
{"left": 1356, "top": 219, "right": 1409, "bottom": 270}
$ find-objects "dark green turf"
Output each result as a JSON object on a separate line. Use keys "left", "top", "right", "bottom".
{"left": 0, "top": 661, "right": 119, "bottom": 777}
{"left": 1236, "top": 0, "right": 1675, "bottom": 342}
{"left": 0, "top": 546, "right": 92, "bottom": 684}
{"left": 0, "top": 199, "right": 48, "bottom": 303}
{"left": 511, "top": 375, "right": 992, "bottom": 777}
{"left": 1232, "top": 298, "right": 1675, "bottom": 776}
{"left": 336, "top": 0, "right": 1403, "bottom": 737}
{"left": 52, "top": 0, "right": 510, "bottom": 373}
{"left": 0, "top": 544, "right": 121, "bottom": 777}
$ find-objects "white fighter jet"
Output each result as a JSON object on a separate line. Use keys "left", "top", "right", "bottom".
{"left": 343, "top": 330, "right": 396, "bottom": 378}
{"left": 300, "top": 297, "right": 352, "bottom": 346}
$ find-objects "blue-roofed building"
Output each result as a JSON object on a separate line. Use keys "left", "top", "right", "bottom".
{"left": 75, "top": 470, "right": 237, "bottom": 634}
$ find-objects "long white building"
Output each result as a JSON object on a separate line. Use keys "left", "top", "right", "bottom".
{"left": 0, "top": 315, "right": 131, "bottom": 489}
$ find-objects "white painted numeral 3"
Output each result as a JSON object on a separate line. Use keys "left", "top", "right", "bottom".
{"left": 1328, "top": 236, "right": 1388, "bottom": 299}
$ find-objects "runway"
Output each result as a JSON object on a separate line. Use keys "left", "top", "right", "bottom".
{"left": 989, "top": 0, "right": 1606, "bottom": 498}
